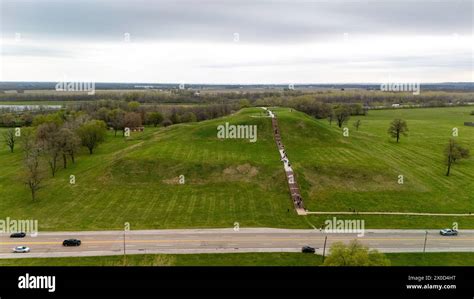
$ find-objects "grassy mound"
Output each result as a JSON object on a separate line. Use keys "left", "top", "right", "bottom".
{"left": 0, "top": 106, "right": 473, "bottom": 230}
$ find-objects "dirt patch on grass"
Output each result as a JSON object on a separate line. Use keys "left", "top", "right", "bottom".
{"left": 297, "top": 121, "right": 306, "bottom": 130}
{"left": 223, "top": 164, "right": 259, "bottom": 180}
{"left": 162, "top": 177, "right": 181, "bottom": 185}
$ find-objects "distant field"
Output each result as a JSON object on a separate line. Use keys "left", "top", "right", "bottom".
{"left": 0, "top": 107, "right": 473, "bottom": 231}
{"left": 0, "top": 101, "right": 73, "bottom": 106}
{"left": 1, "top": 252, "right": 472, "bottom": 266}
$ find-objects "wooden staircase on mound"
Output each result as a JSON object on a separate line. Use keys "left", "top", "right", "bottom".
{"left": 265, "top": 108, "right": 307, "bottom": 215}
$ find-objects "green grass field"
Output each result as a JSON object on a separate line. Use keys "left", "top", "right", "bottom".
{"left": 0, "top": 106, "right": 473, "bottom": 230}
{"left": 0, "top": 109, "right": 306, "bottom": 230}
{"left": 273, "top": 106, "right": 474, "bottom": 228}
{"left": 1, "top": 252, "right": 472, "bottom": 266}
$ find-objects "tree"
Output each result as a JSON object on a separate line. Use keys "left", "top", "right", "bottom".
{"left": 353, "top": 120, "right": 361, "bottom": 131}
{"left": 24, "top": 144, "right": 42, "bottom": 201}
{"left": 32, "top": 113, "right": 63, "bottom": 127}
{"left": 2, "top": 128, "right": 16, "bottom": 152}
{"left": 180, "top": 112, "right": 197, "bottom": 123}
{"left": 445, "top": 139, "right": 470, "bottom": 176}
{"left": 123, "top": 112, "right": 142, "bottom": 133}
{"left": 108, "top": 109, "right": 125, "bottom": 136}
{"left": 323, "top": 240, "right": 390, "bottom": 266}
{"left": 21, "top": 128, "right": 35, "bottom": 160}
{"left": 170, "top": 111, "right": 181, "bottom": 124}
{"left": 147, "top": 112, "right": 164, "bottom": 127}
{"left": 77, "top": 120, "right": 107, "bottom": 154}
{"left": 22, "top": 112, "right": 34, "bottom": 126}
{"left": 327, "top": 111, "right": 335, "bottom": 126}
{"left": 57, "top": 127, "right": 80, "bottom": 168}
{"left": 1, "top": 113, "right": 16, "bottom": 127}
{"left": 162, "top": 119, "right": 173, "bottom": 127}
{"left": 239, "top": 99, "right": 251, "bottom": 109}
{"left": 127, "top": 101, "right": 140, "bottom": 111}
{"left": 388, "top": 119, "right": 408, "bottom": 143}
{"left": 334, "top": 105, "right": 351, "bottom": 128}
{"left": 36, "top": 123, "right": 62, "bottom": 177}
{"left": 95, "top": 107, "right": 110, "bottom": 123}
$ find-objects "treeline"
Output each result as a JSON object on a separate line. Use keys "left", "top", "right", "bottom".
{"left": 1, "top": 100, "right": 236, "bottom": 200}
{"left": 0, "top": 100, "right": 236, "bottom": 129}
{"left": 251, "top": 90, "right": 474, "bottom": 108}
{"left": 1, "top": 89, "right": 472, "bottom": 109}
{"left": 0, "top": 89, "right": 283, "bottom": 104}
{"left": 72, "top": 100, "right": 235, "bottom": 134}
{"left": 276, "top": 95, "right": 366, "bottom": 119}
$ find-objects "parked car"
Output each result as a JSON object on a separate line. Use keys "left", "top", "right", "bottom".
{"left": 63, "top": 239, "right": 81, "bottom": 246}
{"left": 440, "top": 229, "right": 458, "bottom": 236}
{"left": 10, "top": 232, "right": 26, "bottom": 238}
{"left": 301, "top": 246, "right": 316, "bottom": 253}
{"left": 12, "top": 246, "right": 30, "bottom": 253}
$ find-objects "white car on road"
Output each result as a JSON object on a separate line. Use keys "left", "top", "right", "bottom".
{"left": 12, "top": 246, "right": 30, "bottom": 253}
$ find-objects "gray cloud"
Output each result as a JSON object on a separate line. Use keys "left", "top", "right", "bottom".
{"left": 1, "top": 0, "right": 471, "bottom": 43}
{"left": 202, "top": 52, "right": 473, "bottom": 70}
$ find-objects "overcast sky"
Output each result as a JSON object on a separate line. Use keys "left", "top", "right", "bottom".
{"left": 0, "top": 0, "right": 472, "bottom": 83}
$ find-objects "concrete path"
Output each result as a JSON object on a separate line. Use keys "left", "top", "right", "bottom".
{"left": 262, "top": 107, "right": 307, "bottom": 215}
{"left": 306, "top": 211, "right": 474, "bottom": 216}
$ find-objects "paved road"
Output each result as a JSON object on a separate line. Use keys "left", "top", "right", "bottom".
{"left": 1, "top": 228, "right": 473, "bottom": 259}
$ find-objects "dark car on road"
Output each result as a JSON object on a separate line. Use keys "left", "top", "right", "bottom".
{"left": 10, "top": 232, "right": 26, "bottom": 238}
{"left": 63, "top": 239, "right": 82, "bottom": 246}
{"left": 440, "top": 229, "right": 458, "bottom": 236}
{"left": 302, "top": 246, "right": 316, "bottom": 253}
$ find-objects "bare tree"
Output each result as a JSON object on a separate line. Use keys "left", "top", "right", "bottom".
{"left": 353, "top": 120, "right": 361, "bottom": 131}
{"left": 2, "top": 128, "right": 16, "bottom": 152}
{"left": 21, "top": 128, "right": 35, "bottom": 159}
{"left": 36, "top": 123, "right": 61, "bottom": 177}
{"left": 123, "top": 112, "right": 142, "bottom": 135}
{"left": 388, "top": 119, "right": 408, "bottom": 143}
{"left": 24, "top": 145, "right": 42, "bottom": 201}
{"left": 327, "top": 111, "right": 335, "bottom": 126}
{"left": 57, "top": 127, "right": 81, "bottom": 168}
{"left": 108, "top": 109, "right": 125, "bottom": 136}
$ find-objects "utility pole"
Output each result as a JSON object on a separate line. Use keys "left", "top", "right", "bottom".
{"left": 123, "top": 228, "right": 127, "bottom": 266}
{"left": 322, "top": 236, "right": 328, "bottom": 263}
{"left": 423, "top": 231, "right": 428, "bottom": 253}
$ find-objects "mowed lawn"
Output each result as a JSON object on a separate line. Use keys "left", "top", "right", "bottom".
{"left": 273, "top": 106, "right": 474, "bottom": 227}
{"left": 0, "top": 108, "right": 306, "bottom": 231}
{"left": 1, "top": 252, "right": 473, "bottom": 266}
{"left": 1, "top": 106, "right": 474, "bottom": 231}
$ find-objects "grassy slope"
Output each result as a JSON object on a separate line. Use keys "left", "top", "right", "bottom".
{"left": 272, "top": 106, "right": 474, "bottom": 228}
{"left": 0, "top": 107, "right": 473, "bottom": 230}
{"left": 0, "top": 108, "right": 306, "bottom": 230}
{"left": 0, "top": 252, "right": 472, "bottom": 266}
